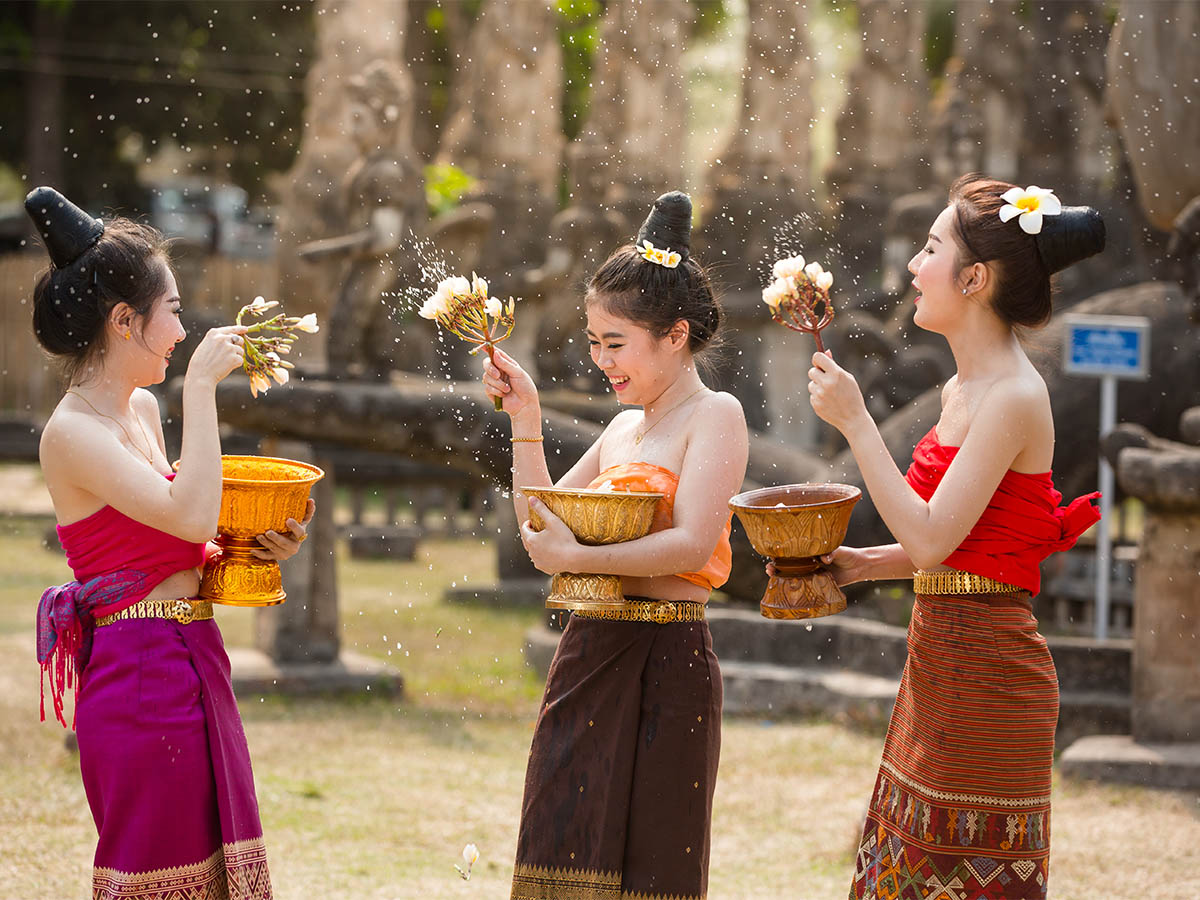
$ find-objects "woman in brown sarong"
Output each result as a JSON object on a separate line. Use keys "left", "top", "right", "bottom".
{"left": 482, "top": 192, "right": 749, "bottom": 900}
{"left": 801, "top": 175, "right": 1105, "bottom": 899}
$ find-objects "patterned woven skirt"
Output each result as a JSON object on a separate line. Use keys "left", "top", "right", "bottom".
{"left": 510, "top": 607, "right": 722, "bottom": 900}
{"left": 76, "top": 616, "right": 271, "bottom": 900}
{"left": 849, "top": 592, "right": 1058, "bottom": 900}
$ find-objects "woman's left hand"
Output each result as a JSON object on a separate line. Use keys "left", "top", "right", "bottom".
{"left": 519, "top": 497, "right": 581, "bottom": 575}
{"left": 251, "top": 498, "right": 316, "bottom": 561}
{"left": 808, "top": 350, "right": 868, "bottom": 434}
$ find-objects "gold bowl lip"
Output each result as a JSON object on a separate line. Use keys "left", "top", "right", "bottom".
{"left": 174, "top": 454, "right": 325, "bottom": 486}
{"left": 729, "top": 482, "right": 861, "bottom": 512}
{"left": 521, "top": 485, "right": 665, "bottom": 501}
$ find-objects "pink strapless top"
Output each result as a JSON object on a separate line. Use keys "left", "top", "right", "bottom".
{"left": 587, "top": 462, "right": 732, "bottom": 592}
{"left": 904, "top": 427, "right": 1100, "bottom": 594}
{"left": 56, "top": 472, "right": 207, "bottom": 617}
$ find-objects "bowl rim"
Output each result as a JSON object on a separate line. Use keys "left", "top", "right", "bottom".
{"left": 729, "top": 482, "right": 861, "bottom": 511}
{"left": 199, "top": 454, "right": 325, "bottom": 486}
{"left": 520, "top": 485, "right": 665, "bottom": 501}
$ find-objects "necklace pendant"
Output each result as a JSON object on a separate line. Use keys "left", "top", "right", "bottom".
{"left": 634, "top": 434, "right": 644, "bottom": 445}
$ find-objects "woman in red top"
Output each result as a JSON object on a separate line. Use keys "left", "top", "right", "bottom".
{"left": 28, "top": 187, "right": 312, "bottom": 900}
{"left": 805, "top": 175, "right": 1104, "bottom": 900}
{"left": 482, "top": 192, "right": 749, "bottom": 900}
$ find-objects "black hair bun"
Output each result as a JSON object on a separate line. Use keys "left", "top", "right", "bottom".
{"left": 636, "top": 191, "right": 692, "bottom": 260}
{"left": 24, "top": 186, "right": 105, "bottom": 268}
{"left": 1035, "top": 205, "right": 1105, "bottom": 274}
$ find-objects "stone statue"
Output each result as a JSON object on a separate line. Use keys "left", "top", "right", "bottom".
{"left": 300, "top": 59, "right": 426, "bottom": 378}
{"left": 525, "top": 135, "right": 630, "bottom": 389}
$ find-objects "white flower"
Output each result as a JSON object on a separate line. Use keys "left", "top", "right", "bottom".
{"left": 472, "top": 274, "right": 488, "bottom": 296}
{"left": 772, "top": 255, "right": 805, "bottom": 280}
{"left": 418, "top": 296, "right": 444, "bottom": 320}
{"left": 804, "top": 261, "right": 825, "bottom": 281}
{"left": 270, "top": 366, "right": 289, "bottom": 386}
{"left": 762, "top": 278, "right": 792, "bottom": 311}
{"left": 249, "top": 371, "right": 272, "bottom": 398}
{"left": 484, "top": 296, "right": 503, "bottom": 317}
{"left": 505, "top": 296, "right": 516, "bottom": 317}
{"left": 455, "top": 843, "right": 479, "bottom": 880}
{"left": 439, "top": 275, "right": 471, "bottom": 297}
{"left": 815, "top": 270, "right": 833, "bottom": 292}
{"left": 247, "top": 295, "right": 279, "bottom": 315}
{"left": 294, "top": 313, "right": 320, "bottom": 334}
{"left": 998, "top": 185, "right": 1062, "bottom": 235}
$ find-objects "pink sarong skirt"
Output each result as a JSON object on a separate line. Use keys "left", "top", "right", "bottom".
{"left": 76, "top": 616, "right": 271, "bottom": 900}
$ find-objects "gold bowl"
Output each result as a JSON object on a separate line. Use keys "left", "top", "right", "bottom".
{"left": 730, "top": 483, "right": 861, "bottom": 620}
{"left": 198, "top": 455, "right": 324, "bottom": 606}
{"left": 522, "top": 486, "right": 663, "bottom": 610}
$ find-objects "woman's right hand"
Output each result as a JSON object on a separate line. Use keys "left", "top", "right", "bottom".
{"left": 185, "top": 325, "right": 249, "bottom": 387}
{"left": 482, "top": 347, "right": 539, "bottom": 418}
{"left": 766, "top": 545, "right": 871, "bottom": 587}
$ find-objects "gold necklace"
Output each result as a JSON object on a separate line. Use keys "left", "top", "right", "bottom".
{"left": 66, "top": 389, "right": 157, "bottom": 465}
{"left": 634, "top": 386, "right": 707, "bottom": 445}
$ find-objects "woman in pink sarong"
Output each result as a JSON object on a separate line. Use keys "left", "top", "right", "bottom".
{"left": 27, "top": 186, "right": 312, "bottom": 900}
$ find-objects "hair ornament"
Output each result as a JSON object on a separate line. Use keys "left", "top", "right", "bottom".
{"left": 638, "top": 239, "right": 681, "bottom": 269}
{"left": 998, "top": 185, "right": 1062, "bottom": 235}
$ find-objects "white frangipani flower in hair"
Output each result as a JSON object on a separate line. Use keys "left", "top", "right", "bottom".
{"left": 998, "top": 186, "right": 1062, "bottom": 235}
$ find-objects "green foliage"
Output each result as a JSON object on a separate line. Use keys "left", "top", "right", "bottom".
{"left": 0, "top": 1, "right": 315, "bottom": 210}
{"left": 555, "top": 0, "right": 602, "bottom": 142}
{"left": 924, "top": 0, "right": 958, "bottom": 78}
{"left": 689, "top": 0, "right": 728, "bottom": 38}
{"left": 424, "top": 162, "right": 477, "bottom": 217}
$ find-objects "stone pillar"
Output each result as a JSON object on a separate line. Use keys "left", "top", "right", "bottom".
{"left": 254, "top": 438, "right": 340, "bottom": 664}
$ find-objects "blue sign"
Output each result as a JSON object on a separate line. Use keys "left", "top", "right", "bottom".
{"left": 1063, "top": 315, "right": 1150, "bottom": 380}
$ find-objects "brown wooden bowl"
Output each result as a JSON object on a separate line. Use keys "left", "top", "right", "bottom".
{"left": 729, "top": 483, "right": 861, "bottom": 619}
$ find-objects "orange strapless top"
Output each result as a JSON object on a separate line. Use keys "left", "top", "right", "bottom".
{"left": 586, "top": 462, "right": 732, "bottom": 591}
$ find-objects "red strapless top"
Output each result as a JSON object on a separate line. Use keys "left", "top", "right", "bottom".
{"left": 56, "top": 472, "right": 207, "bottom": 618}
{"left": 587, "top": 462, "right": 732, "bottom": 592}
{"left": 904, "top": 427, "right": 1101, "bottom": 595}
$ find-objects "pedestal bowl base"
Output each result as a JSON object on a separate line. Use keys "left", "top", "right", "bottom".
{"left": 760, "top": 570, "right": 846, "bottom": 620}
{"left": 199, "top": 537, "right": 287, "bottom": 607}
{"left": 544, "top": 572, "right": 628, "bottom": 611}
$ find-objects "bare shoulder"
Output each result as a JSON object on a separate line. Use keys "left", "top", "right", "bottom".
{"left": 131, "top": 388, "right": 161, "bottom": 419}
{"left": 940, "top": 374, "right": 958, "bottom": 408}
{"left": 697, "top": 390, "right": 746, "bottom": 423}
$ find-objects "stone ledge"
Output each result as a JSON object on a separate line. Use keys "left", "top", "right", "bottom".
{"left": 446, "top": 577, "right": 549, "bottom": 608}
{"left": 1059, "top": 734, "right": 1200, "bottom": 790}
{"left": 228, "top": 648, "right": 404, "bottom": 697}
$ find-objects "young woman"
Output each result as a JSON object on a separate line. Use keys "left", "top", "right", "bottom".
{"left": 802, "top": 175, "right": 1104, "bottom": 899}
{"left": 482, "top": 192, "right": 749, "bottom": 900}
{"left": 28, "top": 186, "right": 312, "bottom": 900}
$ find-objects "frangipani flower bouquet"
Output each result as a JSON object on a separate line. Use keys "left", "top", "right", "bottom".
{"left": 236, "top": 296, "right": 320, "bottom": 397}
{"left": 418, "top": 273, "right": 516, "bottom": 410}
{"left": 761, "top": 255, "right": 835, "bottom": 352}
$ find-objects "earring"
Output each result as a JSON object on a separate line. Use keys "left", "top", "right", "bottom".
{"left": 124, "top": 331, "right": 131, "bottom": 341}
{"left": 961, "top": 288, "right": 969, "bottom": 296}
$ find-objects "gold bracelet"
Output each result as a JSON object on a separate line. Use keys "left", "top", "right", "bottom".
{"left": 511, "top": 436, "right": 544, "bottom": 443}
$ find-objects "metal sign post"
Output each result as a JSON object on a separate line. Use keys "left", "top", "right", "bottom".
{"left": 1062, "top": 314, "right": 1150, "bottom": 640}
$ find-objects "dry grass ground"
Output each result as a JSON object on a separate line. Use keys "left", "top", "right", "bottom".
{"left": 1, "top": 493, "right": 1197, "bottom": 899}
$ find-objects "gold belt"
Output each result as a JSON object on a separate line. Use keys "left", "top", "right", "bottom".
{"left": 572, "top": 600, "right": 706, "bottom": 624}
{"left": 913, "top": 569, "right": 1022, "bottom": 596}
{"left": 95, "top": 598, "right": 214, "bottom": 627}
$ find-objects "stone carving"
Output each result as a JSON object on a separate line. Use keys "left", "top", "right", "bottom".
{"left": 1106, "top": 1, "right": 1200, "bottom": 232}
{"left": 525, "top": 135, "right": 629, "bottom": 388}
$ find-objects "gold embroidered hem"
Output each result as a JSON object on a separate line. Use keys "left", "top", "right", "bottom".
{"left": 511, "top": 863, "right": 622, "bottom": 900}
{"left": 93, "top": 838, "right": 271, "bottom": 900}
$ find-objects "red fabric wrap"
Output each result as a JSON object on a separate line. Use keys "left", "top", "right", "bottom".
{"left": 904, "top": 428, "right": 1101, "bottom": 594}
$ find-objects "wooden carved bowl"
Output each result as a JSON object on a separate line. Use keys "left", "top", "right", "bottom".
{"left": 522, "top": 486, "right": 663, "bottom": 610}
{"left": 729, "top": 483, "right": 861, "bottom": 619}
{"left": 197, "top": 455, "right": 324, "bottom": 607}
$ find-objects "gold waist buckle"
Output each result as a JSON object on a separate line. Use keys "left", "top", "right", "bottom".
{"left": 572, "top": 600, "right": 706, "bottom": 624}
{"left": 95, "top": 598, "right": 214, "bottom": 627}
{"left": 913, "top": 569, "right": 1022, "bottom": 596}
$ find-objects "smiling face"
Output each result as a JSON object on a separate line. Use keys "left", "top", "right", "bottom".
{"left": 585, "top": 301, "right": 686, "bottom": 406}
{"left": 127, "top": 262, "right": 187, "bottom": 386}
{"left": 907, "top": 205, "right": 975, "bottom": 335}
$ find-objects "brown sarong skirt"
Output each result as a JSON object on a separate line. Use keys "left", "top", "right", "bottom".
{"left": 511, "top": 604, "right": 722, "bottom": 900}
{"left": 849, "top": 592, "right": 1058, "bottom": 900}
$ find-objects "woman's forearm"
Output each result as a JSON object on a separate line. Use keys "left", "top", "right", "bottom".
{"left": 509, "top": 406, "right": 551, "bottom": 522}
{"left": 170, "top": 377, "right": 224, "bottom": 540}
{"left": 860, "top": 543, "right": 918, "bottom": 581}
{"left": 568, "top": 525, "right": 717, "bottom": 578}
